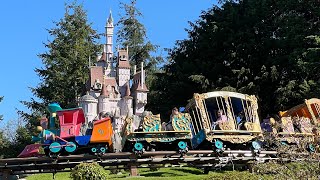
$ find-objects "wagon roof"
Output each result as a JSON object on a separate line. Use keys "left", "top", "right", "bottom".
{"left": 280, "top": 98, "right": 320, "bottom": 118}
{"left": 200, "top": 91, "right": 256, "bottom": 100}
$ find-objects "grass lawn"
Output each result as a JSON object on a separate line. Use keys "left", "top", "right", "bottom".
{"left": 26, "top": 167, "right": 276, "bottom": 180}
{"left": 26, "top": 167, "right": 211, "bottom": 180}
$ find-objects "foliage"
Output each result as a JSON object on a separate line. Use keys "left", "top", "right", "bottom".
{"left": 8, "top": 126, "right": 32, "bottom": 158}
{"left": 117, "top": 0, "right": 165, "bottom": 117}
{"left": 116, "top": 0, "right": 160, "bottom": 69}
{"left": 0, "top": 131, "right": 10, "bottom": 159}
{"left": 0, "top": 124, "right": 32, "bottom": 158}
{"left": 0, "top": 96, "right": 3, "bottom": 121}
{"left": 70, "top": 162, "right": 108, "bottom": 180}
{"left": 19, "top": 1, "right": 101, "bottom": 133}
{"left": 150, "top": 0, "right": 320, "bottom": 117}
{"left": 254, "top": 162, "right": 320, "bottom": 180}
{"left": 205, "top": 171, "right": 272, "bottom": 180}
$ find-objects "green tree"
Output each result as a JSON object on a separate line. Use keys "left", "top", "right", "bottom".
{"left": 117, "top": 0, "right": 165, "bottom": 115}
{"left": 0, "top": 96, "right": 3, "bottom": 121}
{"left": 0, "top": 131, "right": 9, "bottom": 159}
{"left": 19, "top": 2, "right": 101, "bottom": 130}
{"left": 151, "top": 0, "right": 320, "bottom": 117}
{"left": 116, "top": 0, "right": 160, "bottom": 72}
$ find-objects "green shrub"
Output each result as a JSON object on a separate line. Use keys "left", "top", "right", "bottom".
{"left": 70, "top": 162, "right": 108, "bottom": 180}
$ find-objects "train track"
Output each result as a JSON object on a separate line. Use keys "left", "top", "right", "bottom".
{"left": 0, "top": 150, "right": 318, "bottom": 177}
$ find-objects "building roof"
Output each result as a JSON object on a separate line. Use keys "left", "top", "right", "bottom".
{"left": 99, "top": 52, "right": 106, "bottom": 62}
{"left": 107, "top": 10, "right": 113, "bottom": 25}
{"left": 133, "top": 72, "right": 141, "bottom": 81}
{"left": 100, "top": 84, "right": 108, "bottom": 97}
{"left": 124, "top": 82, "right": 133, "bottom": 98}
{"left": 131, "top": 81, "right": 149, "bottom": 92}
{"left": 79, "top": 94, "right": 97, "bottom": 102}
{"left": 104, "top": 78, "right": 117, "bottom": 87}
{"left": 89, "top": 66, "right": 104, "bottom": 88}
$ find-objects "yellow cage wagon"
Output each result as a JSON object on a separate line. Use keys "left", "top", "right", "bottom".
{"left": 185, "top": 91, "right": 263, "bottom": 152}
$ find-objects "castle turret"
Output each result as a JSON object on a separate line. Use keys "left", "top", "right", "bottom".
{"left": 98, "top": 84, "right": 110, "bottom": 114}
{"left": 106, "top": 10, "right": 113, "bottom": 60}
{"left": 131, "top": 62, "right": 149, "bottom": 115}
{"left": 117, "top": 47, "right": 131, "bottom": 97}
{"left": 123, "top": 82, "right": 133, "bottom": 116}
{"left": 79, "top": 93, "right": 98, "bottom": 123}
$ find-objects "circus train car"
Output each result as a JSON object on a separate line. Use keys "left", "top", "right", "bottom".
{"left": 19, "top": 103, "right": 114, "bottom": 157}
{"left": 185, "top": 91, "right": 263, "bottom": 152}
{"left": 274, "top": 98, "right": 320, "bottom": 152}
{"left": 121, "top": 110, "right": 192, "bottom": 155}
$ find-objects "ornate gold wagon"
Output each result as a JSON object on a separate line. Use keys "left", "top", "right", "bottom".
{"left": 121, "top": 111, "right": 192, "bottom": 155}
{"left": 185, "top": 91, "right": 263, "bottom": 151}
{"left": 276, "top": 98, "right": 320, "bottom": 152}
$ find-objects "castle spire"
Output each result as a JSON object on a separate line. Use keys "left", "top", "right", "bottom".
{"left": 104, "top": 8, "right": 114, "bottom": 77}
{"left": 107, "top": 10, "right": 113, "bottom": 26}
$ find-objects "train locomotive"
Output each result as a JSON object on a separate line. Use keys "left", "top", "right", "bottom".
{"left": 19, "top": 103, "right": 113, "bottom": 157}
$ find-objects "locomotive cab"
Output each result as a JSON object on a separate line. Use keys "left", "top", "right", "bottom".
{"left": 57, "top": 108, "right": 85, "bottom": 138}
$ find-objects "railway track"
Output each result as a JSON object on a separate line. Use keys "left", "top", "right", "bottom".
{"left": 0, "top": 150, "right": 318, "bottom": 178}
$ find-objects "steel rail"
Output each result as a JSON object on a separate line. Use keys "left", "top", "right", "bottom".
{"left": 0, "top": 150, "right": 317, "bottom": 176}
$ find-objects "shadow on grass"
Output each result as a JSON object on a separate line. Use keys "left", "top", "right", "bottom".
{"left": 173, "top": 168, "right": 203, "bottom": 175}
{"left": 140, "top": 171, "right": 178, "bottom": 177}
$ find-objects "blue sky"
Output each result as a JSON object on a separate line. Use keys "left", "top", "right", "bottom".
{"left": 0, "top": 0, "right": 216, "bottom": 125}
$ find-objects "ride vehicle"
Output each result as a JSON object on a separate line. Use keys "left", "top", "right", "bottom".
{"left": 121, "top": 110, "right": 192, "bottom": 156}
{"left": 18, "top": 103, "right": 113, "bottom": 157}
{"left": 273, "top": 98, "right": 320, "bottom": 152}
{"left": 185, "top": 91, "right": 263, "bottom": 153}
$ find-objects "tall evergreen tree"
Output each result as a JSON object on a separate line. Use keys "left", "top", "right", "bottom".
{"left": 0, "top": 96, "right": 3, "bottom": 121}
{"left": 117, "top": 0, "right": 165, "bottom": 114}
{"left": 116, "top": 0, "right": 160, "bottom": 71}
{"left": 19, "top": 2, "right": 101, "bottom": 131}
{"left": 150, "top": 0, "right": 320, "bottom": 117}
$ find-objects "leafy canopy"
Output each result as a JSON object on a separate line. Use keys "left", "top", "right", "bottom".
{"left": 150, "top": 0, "right": 320, "bottom": 117}
{"left": 19, "top": 1, "right": 101, "bottom": 132}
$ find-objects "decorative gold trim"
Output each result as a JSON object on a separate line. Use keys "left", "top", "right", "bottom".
{"left": 207, "top": 135, "right": 255, "bottom": 143}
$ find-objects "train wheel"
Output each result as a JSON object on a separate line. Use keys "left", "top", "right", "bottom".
{"left": 91, "top": 147, "right": 97, "bottom": 153}
{"left": 214, "top": 140, "right": 224, "bottom": 153}
{"left": 100, "top": 146, "right": 107, "bottom": 154}
{"left": 65, "top": 142, "right": 77, "bottom": 154}
{"left": 178, "top": 141, "right": 188, "bottom": 156}
{"left": 133, "top": 142, "right": 144, "bottom": 156}
{"left": 307, "top": 144, "right": 315, "bottom": 153}
{"left": 49, "top": 142, "right": 61, "bottom": 153}
{"left": 252, "top": 141, "right": 262, "bottom": 152}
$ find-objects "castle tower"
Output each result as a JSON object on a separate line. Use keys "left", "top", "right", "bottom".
{"left": 97, "top": 10, "right": 115, "bottom": 77}
{"left": 106, "top": 10, "right": 115, "bottom": 77}
{"left": 123, "top": 82, "right": 133, "bottom": 116}
{"left": 98, "top": 84, "right": 110, "bottom": 114}
{"left": 79, "top": 93, "right": 98, "bottom": 123}
{"left": 106, "top": 10, "right": 113, "bottom": 62}
{"left": 117, "top": 47, "right": 131, "bottom": 97}
{"left": 131, "top": 62, "right": 149, "bottom": 115}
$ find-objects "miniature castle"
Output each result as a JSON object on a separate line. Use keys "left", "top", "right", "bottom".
{"left": 78, "top": 11, "right": 149, "bottom": 131}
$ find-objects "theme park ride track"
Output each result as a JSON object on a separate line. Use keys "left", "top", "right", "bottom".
{"left": 0, "top": 150, "right": 317, "bottom": 177}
